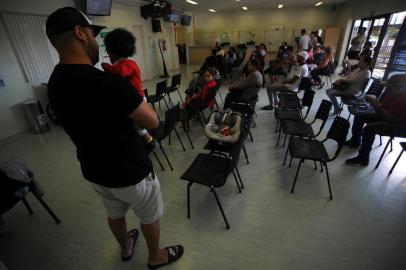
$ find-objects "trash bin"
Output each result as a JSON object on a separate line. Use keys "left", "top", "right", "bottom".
{"left": 23, "top": 100, "right": 50, "bottom": 134}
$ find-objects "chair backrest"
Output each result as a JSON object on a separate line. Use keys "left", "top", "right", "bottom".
{"left": 301, "top": 89, "right": 315, "bottom": 117}
{"left": 171, "top": 73, "right": 181, "bottom": 89}
{"left": 164, "top": 106, "right": 180, "bottom": 133}
{"left": 325, "top": 117, "right": 350, "bottom": 161}
{"left": 313, "top": 100, "right": 332, "bottom": 134}
{"left": 366, "top": 78, "right": 384, "bottom": 98}
{"left": 156, "top": 80, "right": 167, "bottom": 96}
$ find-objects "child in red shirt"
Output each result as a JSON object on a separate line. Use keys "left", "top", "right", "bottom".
{"left": 102, "top": 28, "right": 156, "bottom": 148}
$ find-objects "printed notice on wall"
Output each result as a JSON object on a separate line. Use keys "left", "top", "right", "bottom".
{"left": 0, "top": 75, "right": 5, "bottom": 88}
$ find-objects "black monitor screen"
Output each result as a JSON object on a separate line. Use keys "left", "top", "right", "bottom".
{"left": 181, "top": 15, "right": 191, "bottom": 26}
{"left": 86, "top": 0, "right": 112, "bottom": 16}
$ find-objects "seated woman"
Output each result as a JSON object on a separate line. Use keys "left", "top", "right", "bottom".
{"left": 326, "top": 55, "right": 372, "bottom": 115}
{"left": 265, "top": 45, "right": 295, "bottom": 84}
{"left": 224, "top": 58, "right": 264, "bottom": 109}
{"left": 182, "top": 68, "right": 217, "bottom": 110}
{"left": 310, "top": 46, "right": 334, "bottom": 88}
{"left": 313, "top": 46, "right": 325, "bottom": 66}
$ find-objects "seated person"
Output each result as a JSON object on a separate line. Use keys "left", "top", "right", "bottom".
{"left": 262, "top": 51, "right": 309, "bottom": 111}
{"left": 313, "top": 46, "right": 325, "bottom": 66}
{"left": 326, "top": 55, "right": 372, "bottom": 115}
{"left": 341, "top": 42, "right": 373, "bottom": 76}
{"left": 182, "top": 68, "right": 217, "bottom": 110}
{"left": 265, "top": 46, "right": 289, "bottom": 74}
{"left": 200, "top": 48, "right": 219, "bottom": 72}
{"left": 310, "top": 46, "right": 334, "bottom": 88}
{"left": 224, "top": 58, "right": 264, "bottom": 109}
{"left": 345, "top": 74, "right": 406, "bottom": 166}
{"left": 225, "top": 47, "right": 237, "bottom": 74}
{"left": 266, "top": 45, "right": 295, "bottom": 84}
{"left": 185, "top": 67, "right": 220, "bottom": 97}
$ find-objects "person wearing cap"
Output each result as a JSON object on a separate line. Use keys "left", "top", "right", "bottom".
{"left": 262, "top": 51, "right": 309, "bottom": 111}
{"left": 345, "top": 74, "right": 406, "bottom": 166}
{"left": 46, "top": 7, "right": 183, "bottom": 269}
{"left": 326, "top": 55, "right": 372, "bottom": 116}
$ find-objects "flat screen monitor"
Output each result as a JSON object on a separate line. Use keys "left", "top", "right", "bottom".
{"left": 180, "top": 15, "right": 191, "bottom": 26}
{"left": 86, "top": 0, "right": 112, "bottom": 16}
{"left": 152, "top": 19, "right": 162, "bottom": 32}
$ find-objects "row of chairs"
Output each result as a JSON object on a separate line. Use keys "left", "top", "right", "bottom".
{"left": 273, "top": 78, "right": 350, "bottom": 200}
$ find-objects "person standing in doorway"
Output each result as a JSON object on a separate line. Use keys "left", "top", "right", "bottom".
{"left": 46, "top": 7, "right": 183, "bottom": 269}
{"left": 347, "top": 27, "right": 367, "bottom": 60}
{"left": 299, "top": 29, "right": 311, "bottom": 52}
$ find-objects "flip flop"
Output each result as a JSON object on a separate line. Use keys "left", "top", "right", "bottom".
{"left": 121, "top": 229, "right": 139, "bottom": 262}
{"left": 147, "top": 245, "right": 184, "bottom": 269}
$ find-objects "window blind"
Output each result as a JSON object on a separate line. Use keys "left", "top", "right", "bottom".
{"left": 1, "top": 12, "right": 59, "bottom": 83}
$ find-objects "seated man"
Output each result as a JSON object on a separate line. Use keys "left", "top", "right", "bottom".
{"left": 345, "top": 74, "right": 406, "bottom": 166}
{"left": 223, "top": 58, "right": 264, "bottom": 109}
{"left": 341, "top": 42, "right": 373, "bottom": 76}
{"left": 262, "top": 51, "right": 309, "bottom": 111}
{"left": 326, "top": 55, "right": 372, "bottom": 115}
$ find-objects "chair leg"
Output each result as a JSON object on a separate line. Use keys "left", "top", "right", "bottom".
{"left": 163, "top": 98, "right": 170, "bottom": 110}
{"left": 187, "top": 182, "right": 193, "bottom": 218}
{"left": 379, "top": 136, "right": 382, "bottom": 146}
{"left": 242, "top": 142, "right": 249, "bottom": 164}
{"left": 375, "top": 138, "right": 392, "bottom": 169}
{"left": 249, "top": 130, "right": 254, "bottom": 142}
{"left": 232, "top": 170, "right": 242, "bottom": 193}
{"left": 276, "top": 128, "right": 282, "bottom": 146}
{"left": 173, "top": 128, "right": 186, "bottom": 151}
{"left": 314, "top": 161, "right": 318, "bottom": 170}
{"left": 22, "top": 197, "right": 33, "bottom": 215}
{"left": 211, "top": 187, "right": 230, "bottom": 230}
{"left": 282, "top": 134, "right": 288, "bottom": 147}
{"left": 390, "top": 138, "right": 393, "bottom": 152}
{"left": 167, "top": 93, "right": 174, "bottom": 107}
{"left": 291, "top": 159, "right": 304, "bottom": 193}
{"left": 177, "top": 89, "right": 184, "bottom": 102}
{"left": 275, "top": 119, "right": 280, "bottom": 133}
{"left": 320, "top": 161, "right": 323, "bottom": 172}
{"left": 159, "top": 142, "right": 173, "bottom": 171}
{"left": 31, "top": 192, "right": 61, "bottom": 224}
{"left": 235, "top": 167, "right": 244, "bottom": 189}
{"left": 288, "top": 157, "right": 293, "bottom": 168}
{"left": 324, "top": 163, "right": 333, "bottom": 200}
{"left": 152, "top": 150, "right": 165, "bottom": 171}
{"left": 283, "top": 146, "right": 289, "bottom": 165}
{"left": 183, "top": 126, "right": 195, "bottom": 149}
{"left": 389, "top": 149, "right": 404, "bottom": 175}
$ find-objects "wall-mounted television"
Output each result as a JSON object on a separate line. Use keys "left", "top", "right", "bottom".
{"left": 140, "top": 0, "right": 172, "bottom": 19}
{"left": 169, "top": 12, "right": 180, "bottom": 23}
{"left": 180, "top": 15, "right": 191, "bottom": 26}
{"left": 86, "top": 0, "right": 112, "bottom": 16}
{"left": 152, "top": 19, "right": 162, "bottom": 32}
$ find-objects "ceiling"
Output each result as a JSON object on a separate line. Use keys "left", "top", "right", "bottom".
{"left": 115, "top": 0, "right": 349, "bottom": 12}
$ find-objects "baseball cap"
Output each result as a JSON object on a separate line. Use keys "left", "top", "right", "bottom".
{"left": 296, "top": 51, "right": 309, "bottom": 60}
{"left": 46, "top": 7, "right": 105, "bottom": 39}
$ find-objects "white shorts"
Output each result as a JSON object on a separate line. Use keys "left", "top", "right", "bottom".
{"left": 91, "top": 173, "right": 164, "bottom": 224}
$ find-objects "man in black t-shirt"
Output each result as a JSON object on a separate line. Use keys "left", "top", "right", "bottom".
{"left": 46, "top": 7, "right": 183, "bottom": 268}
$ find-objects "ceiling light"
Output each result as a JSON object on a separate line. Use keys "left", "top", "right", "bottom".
{"left": 242, "top": 6, "right": 248, "bottom": 10}
{"left": 209, "top": 9, "right": 216, "bottom": 12}
{"left": 235, "top": 0, "right": 241, "bottom": 1}
{"left": 186, "top": 0, "right": 198, "bottom": 5}
{"left": 315, "top": 2, "right": 324, "bottom": 6}
{"left": 278, "top": 4, "right": 283, "bottom": 8}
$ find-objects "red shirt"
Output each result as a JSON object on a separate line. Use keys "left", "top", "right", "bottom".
{"left": 200, "top": 80, "right": 217, "bottom": 109}
{"left": 102, "top": 59, "right": 144, "bottom": 97}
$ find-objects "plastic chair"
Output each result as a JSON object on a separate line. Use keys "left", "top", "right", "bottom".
{"left": 166, "top": 73, "right": 183, "bottom": 104}
{"left": 286, "top": 117, "right": 350, "bottom": 200}
{"left": 147, "top": 80, "right": 169, "bottom": 112}
{"left": 180, "top": 143, "right": 244, "bottom": 229}
{"left": 280, "top": 100, "right": 332, "bottom": 149}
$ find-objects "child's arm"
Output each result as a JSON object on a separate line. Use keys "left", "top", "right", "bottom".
{"left": 101, "top": 62, "right": 134, "bottom": 77}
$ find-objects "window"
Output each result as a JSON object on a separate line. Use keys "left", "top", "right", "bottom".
{"left": 1, "top": 12, "right": 59, "bottom": 83}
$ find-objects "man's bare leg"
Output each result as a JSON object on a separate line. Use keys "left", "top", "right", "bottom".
{"left": 108, "top": 217, "right": 134, "bottom": 257}
{"left": 141, "top": 220, "right": 169, "bottom": 265}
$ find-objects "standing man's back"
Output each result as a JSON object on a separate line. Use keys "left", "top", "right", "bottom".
{"left": 46, "top": 7, "right": 183, "bottom": 269}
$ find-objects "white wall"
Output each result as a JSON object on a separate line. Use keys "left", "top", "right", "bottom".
{"left": 0, "top": 0, "right": 179, "bottom": 140}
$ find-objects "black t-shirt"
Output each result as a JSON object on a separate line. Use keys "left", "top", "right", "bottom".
{"left": 48, "top": 64, "right": 153, "bottom": 188}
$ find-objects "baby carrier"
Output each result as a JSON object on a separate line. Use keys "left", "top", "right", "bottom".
{"left": 204, "top": 110, "right": 242, "bottom": 144}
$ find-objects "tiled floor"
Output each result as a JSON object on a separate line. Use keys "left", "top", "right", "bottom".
{"left": 0, "top": 65, "right": 405, "bottom": 270}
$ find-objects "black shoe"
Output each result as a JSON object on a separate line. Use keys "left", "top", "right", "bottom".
{"left": 345, "top": 155, "right": 369, "bottom": 166}
{"left": 344, "top": 139, "right": 360, "bottom": 148}
{"left": 262, "top": 105, "right": 274, "bottom": 111}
